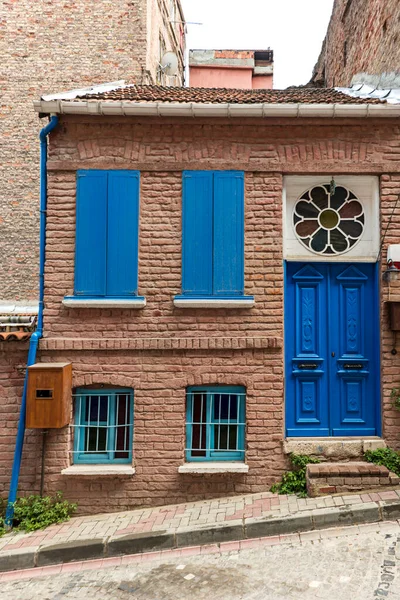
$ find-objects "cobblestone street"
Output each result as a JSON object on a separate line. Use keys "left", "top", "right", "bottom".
{"left": 1, "top": 520, "right": 399, "bottom": 599}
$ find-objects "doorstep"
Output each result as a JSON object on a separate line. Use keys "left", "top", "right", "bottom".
{"left": 283, "top": 437, "right": 386, "bottom": 460}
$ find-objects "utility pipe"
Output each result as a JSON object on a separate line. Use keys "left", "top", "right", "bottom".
{"left": 5, "top": 115, "right": 59, "bottom": 527}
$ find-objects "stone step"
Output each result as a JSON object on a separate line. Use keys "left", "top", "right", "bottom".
{"left": 306, "top": 461, "right": 400, "bottom": 497}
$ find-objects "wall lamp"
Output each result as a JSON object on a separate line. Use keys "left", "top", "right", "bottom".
{"left": 383, "top": 261, "right": 400, "bottom": 283}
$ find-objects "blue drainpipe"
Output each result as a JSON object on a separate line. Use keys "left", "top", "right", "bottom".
{"left": 5, "top": 115, "right": 59, "bottom": 527}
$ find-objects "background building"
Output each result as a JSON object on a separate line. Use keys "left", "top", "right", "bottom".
{"left": 310, "top": 0, "right": 400, "bottom": 87}
{"left": 0, "top": 0, "right": 185, "bottom": 303}
{"left": 189, "top": 49, "right": 273, "bottom": 89}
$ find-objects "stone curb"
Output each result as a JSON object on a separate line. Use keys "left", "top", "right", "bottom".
{"left": 0, "top": 499, "right": 399, "bottom": 572}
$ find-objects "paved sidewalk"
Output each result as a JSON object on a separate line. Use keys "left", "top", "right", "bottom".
{"left": 1, "top": 488, "right": 400, "bottom": 572}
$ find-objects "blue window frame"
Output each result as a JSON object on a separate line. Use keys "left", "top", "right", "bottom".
{"left": 74, "top": 170, "right": 140, "bottom": 298}
{"left": 73, "top": 388, "right": 133, "bottom": 464}
{"left": 185, "top": 386, "right": 246, "bottom": 462}
{"left": 181, "top": 171, "right": 245, "bottom": 297}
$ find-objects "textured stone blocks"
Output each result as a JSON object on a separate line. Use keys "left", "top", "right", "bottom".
{"left": 307, "top": 462, "right": 399, "bottom": 497}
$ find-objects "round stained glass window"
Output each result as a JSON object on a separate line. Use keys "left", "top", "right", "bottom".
{"left": 293, "top": 184, "right": 365, "bottom": 255}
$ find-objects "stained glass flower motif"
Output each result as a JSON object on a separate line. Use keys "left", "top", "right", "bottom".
{"left": 293, "top": 185, "right": 364, "bottom": 255}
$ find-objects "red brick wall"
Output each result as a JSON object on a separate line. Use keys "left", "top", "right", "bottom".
{"left": 311, "top": 0, "right": 400, "bottom": 87}
{"left": 380, "top": 174, "right": 400, "bottom": 449}
{"left": 2, "top": 115, "right": 400, "bottom": 515}
{"left": 0, "top": 346, "right": 42, "bottom": 497}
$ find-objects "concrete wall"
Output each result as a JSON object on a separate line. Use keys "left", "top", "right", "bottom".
{"left": 0, "top": 115, "right": 397, "bottom": 514}
{"left": 0, "top": 0, "right": 184, "bottom": 302}
{"left": 252, "top": 75, "right": 273, "bottom": 90}
{"left": 190, "top": 67, "right": 273, "bottom": 90}
{"left": 189, "top": 67, "right": 253, "bottom": 89}
{"left": 311, "top": 0, "right": 400, "bottom": 87}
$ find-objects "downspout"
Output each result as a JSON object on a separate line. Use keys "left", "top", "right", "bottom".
{"left": 5, "top": 115, "right": 59, "bottom": 527}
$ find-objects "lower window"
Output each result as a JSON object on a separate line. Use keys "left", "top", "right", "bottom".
{"left": 73, "top": 388, "right": 133, "bottom": 464}
{"left": 185, "top": 386, "right": 246, "bottom": 461}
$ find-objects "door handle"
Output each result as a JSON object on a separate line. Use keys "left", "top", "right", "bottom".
{"left": 331, "top": 352, "right": 335, "bottom": 357}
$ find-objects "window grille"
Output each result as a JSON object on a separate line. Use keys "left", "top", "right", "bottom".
{"left": 185, "top": 387, "right": 246, "bottom": 461}
{"left": 72, "top": 389, "right": 133, "bottom": 464}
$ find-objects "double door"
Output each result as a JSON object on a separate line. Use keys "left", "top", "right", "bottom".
{"left": 285, "top": 262, "right": 379, "bottom": 436}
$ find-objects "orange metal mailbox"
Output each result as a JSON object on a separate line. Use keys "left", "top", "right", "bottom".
{"left": 26, "top": 363, "right": 72, "bottom": 429}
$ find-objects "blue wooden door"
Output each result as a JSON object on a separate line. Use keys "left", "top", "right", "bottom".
{"left": 285, "top": 262, "right": 379, "bottom": 437}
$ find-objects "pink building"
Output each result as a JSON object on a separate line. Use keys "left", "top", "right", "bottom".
{"left": 189, "top": 49, "right": 273, "bottom": 89}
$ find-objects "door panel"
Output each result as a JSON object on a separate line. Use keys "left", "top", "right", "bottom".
{"left": 285, "top": 263, "right": 329, "bottom": 436}
{"left": 330, "top": 263, "right": 377, "bottom": 436}
{"left": 285, "top": 262, "right": 379, "bottom": 437}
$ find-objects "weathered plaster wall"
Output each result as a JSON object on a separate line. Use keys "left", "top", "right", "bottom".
{"left": 311, "top": 0, "right": 400, "bottom": 87}
{"left": 189, "top": 67, "right": 254, "bottom": 89}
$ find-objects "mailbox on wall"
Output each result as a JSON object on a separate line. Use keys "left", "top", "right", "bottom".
{"left": 26, "top": 363, "right": 72, "bottom": 429}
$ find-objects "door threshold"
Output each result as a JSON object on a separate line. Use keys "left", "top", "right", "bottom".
{"left": 283, "top": 437, "right": 385, "bottom": 460}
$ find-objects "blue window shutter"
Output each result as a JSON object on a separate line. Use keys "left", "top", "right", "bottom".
{"left": 74, "top": 170, "right": 107, "bottom": 296}
{"left": 213, "top": 171, "right": 244, "bottom": 295}
{"left": 106, "top": 171, "right": 140, "bottom": 296}
{"left": 182, "top": 171, "right": 213, "bottom": 295}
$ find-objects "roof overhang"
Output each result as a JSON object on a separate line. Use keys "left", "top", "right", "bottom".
{"left": 33, "top": 99, "right": 400, "bottom": 118}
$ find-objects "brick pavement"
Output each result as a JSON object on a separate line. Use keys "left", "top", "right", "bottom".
{"left": 1, "top": 488, "right": 399, "bottom": 556}
{"left": 0, "top": 519, "right": 399, "bottom": 591}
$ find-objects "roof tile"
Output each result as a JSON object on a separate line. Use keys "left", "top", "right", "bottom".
{"left": 78, "top": 85, "right": 380, "bottom": 105}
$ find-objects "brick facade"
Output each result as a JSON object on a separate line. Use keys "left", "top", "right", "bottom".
{"left": 311, "top": 0, "right": 400, "bottom": 87}
{"left": 1, "top": 114, "right": 398, "bottom": 515}
{"left": 0, "top": 0, "right": 184, "bottom": 301}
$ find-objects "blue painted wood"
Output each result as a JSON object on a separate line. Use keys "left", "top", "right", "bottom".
{"left": 286, "top": 262, "right": 329, "bottom": 436}
{"left": 330, "top": 262, "right": 377, "bottom": 436}
{"left": 285, "top": 262, "right": 379, "bottom": 437}
{"left": 182, "top": 171, "right": 213, "bottom": 295}
{"left": 107, "top": 171, "right": 140, "bottom": 296}
{"left": 213, "top": 172, "right": 244, "bottom": 295}
{"left": 75, "top": 171, "right": 108, "bottom": 296}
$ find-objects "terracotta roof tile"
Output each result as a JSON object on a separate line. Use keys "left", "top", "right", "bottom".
{"left": 77, "top": 85, "right": 380, "bottom": 105}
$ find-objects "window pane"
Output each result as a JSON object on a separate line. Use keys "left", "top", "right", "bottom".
{"left": 213, "top": 394, "right": 238, "bottom": 420}
{"left": 115, "top": 394, "right": 130, "bottom": 459}
{"left": 330, "top": 186, "right": 348, "bottom": 210}
{"left": 309, "top": 186, "right": 328, "bottom": 210}
{"left": 191, "top": 392, "right": 207, "bottom": 457}
{"left": 85, "top": 426, "right": 107, "bottom": 453}
{"left": 85, "top": 395, "right": 108, "bottom": 423}
{"left": 213, "top": 424, "right": 238, "bottom": 451}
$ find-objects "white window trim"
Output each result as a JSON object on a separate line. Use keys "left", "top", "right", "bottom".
{"left": 62, "top": 297, "right": 146, "bottom": 309}
{"left": 61, "top": 465, "right": 135, "bottom": 476}
{"left": 173, "top": 298, "right": 255, "bottom": 309}
{"left": 178, "top": 462, "right": 249, "bottom": 474}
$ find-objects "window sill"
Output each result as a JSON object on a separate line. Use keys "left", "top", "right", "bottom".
{"left": 62, "top": 297, "right": 146, "bottom": 309}
{"left": 178, "top": 462, "right": 249, "bottom": 474}
{"left": 173, "top": 296, "right": 255, "bottom": 309}
{"left": 61, "top": 465, "right": 135, "bottom": 477}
